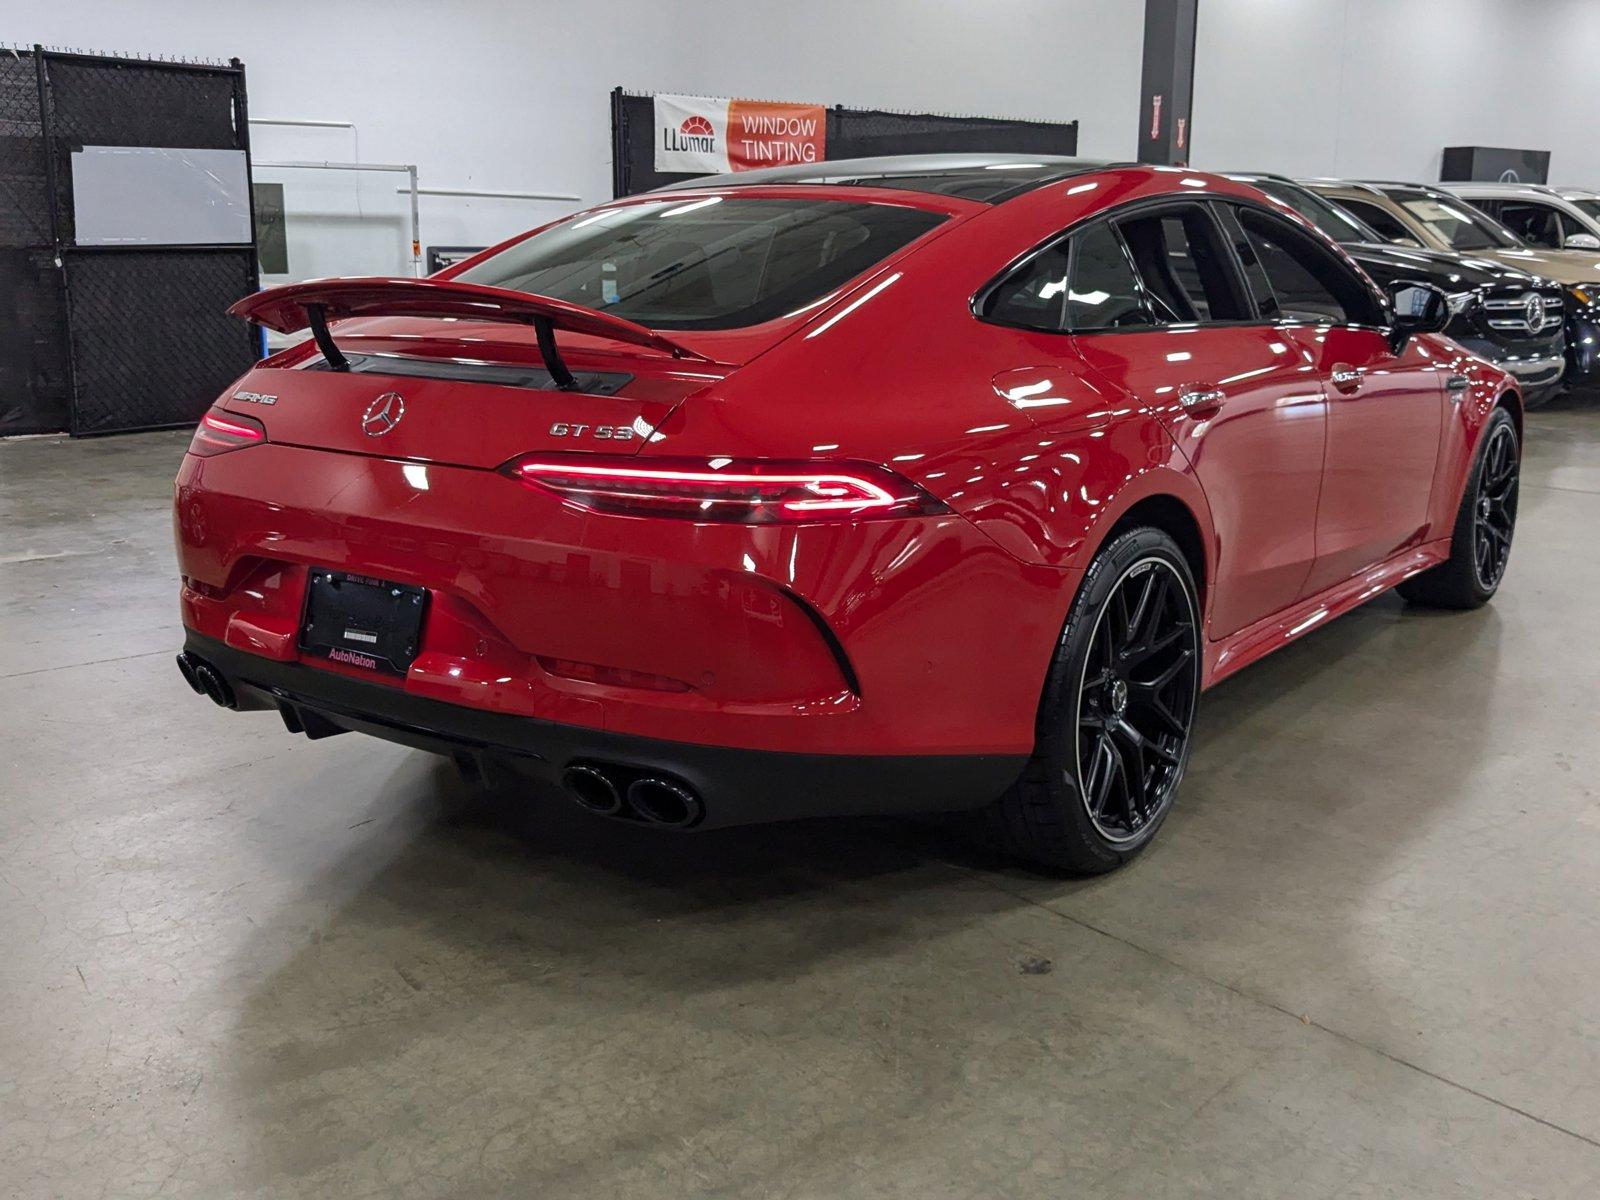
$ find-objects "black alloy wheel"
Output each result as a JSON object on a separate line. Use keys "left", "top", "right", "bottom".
{"left": 1473, "top": 421, "right": 1519, "bottom": 591}
{"left": 1075, "top": 556, "right": 1200, "bottom": 843}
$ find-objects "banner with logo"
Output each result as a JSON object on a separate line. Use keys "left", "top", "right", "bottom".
{"left": 653, "top": 93, "right": 826, "bottom": 175}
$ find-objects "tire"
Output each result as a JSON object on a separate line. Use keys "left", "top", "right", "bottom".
{"left": 987, "top": 527, "right": 1202, "bottom": 874}
{"left": 1398, "top": 406, "right": 1520, "bottom": 610}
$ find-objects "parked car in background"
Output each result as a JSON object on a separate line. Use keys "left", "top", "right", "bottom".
{"left": 1226, "top": 174, "right": 1566, "bottom": 402}
{"left": 1304, "top": 179, "right": 1600, "bottom": 395}
{"left": 172, "top": 157, "right": 1523, "bottom": 874}
{"left": 1449, "top": 182, "right": 1600, "bottom": 253}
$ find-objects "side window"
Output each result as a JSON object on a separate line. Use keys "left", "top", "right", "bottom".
{"left": 1115, "top": 205, "right": 1248, "bottom": 323}
{"left": 982, "top": 243, "right": 1071, "bottom": 331}
{"left": 1220, "top": 208, "right": 1280, "bottom": 320}
{"left": 1338, "top": 198, "right": 1413, "bottom": 244}
{"left": 1234, "top": 208, "right": 1382, "bottom": 326}
{"left": 981, "top": 223, "right": 1153, "bottom": 332}
{"left": 1499, "top": 202, "right": 1562, "bottom": 249}
{"left": 1065, "top": 223, "right": 1154, "bottom": 330}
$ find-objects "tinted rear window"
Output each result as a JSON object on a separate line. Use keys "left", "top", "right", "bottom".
{"left": 455, "top": 197, "right": 944, "bottom": 330}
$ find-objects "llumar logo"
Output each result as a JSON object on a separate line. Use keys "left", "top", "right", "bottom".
{"left": 664, "top": 114, "right": 715, "bottom": 155}
{"left": 327, "top": 647, "right": 379, "bottom": 670}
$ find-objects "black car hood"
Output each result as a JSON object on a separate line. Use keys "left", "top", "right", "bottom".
{"left": 1343, "top": 241, "right": 1550, "bottom": 289}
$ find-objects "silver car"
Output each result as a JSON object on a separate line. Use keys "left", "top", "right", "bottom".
{"left": 1447, "top": 182, "right": 1600, "bottom": 255}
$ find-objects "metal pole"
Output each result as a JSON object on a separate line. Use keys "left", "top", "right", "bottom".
{"left": 407, "top": 165, "right": 421, "bottom": 277}
{"left": 1137, "top": 0, "right": 1199, "bottom": 166}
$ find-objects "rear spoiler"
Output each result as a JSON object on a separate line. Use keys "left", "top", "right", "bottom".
{"left": 228, "top": 276, "right": 711, "bottom": 389}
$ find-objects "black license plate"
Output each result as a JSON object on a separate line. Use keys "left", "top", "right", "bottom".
{"left": 299, "top": 569, "right": 427, "bottom": 675}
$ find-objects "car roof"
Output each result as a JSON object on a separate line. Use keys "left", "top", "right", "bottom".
{"left": 1445, "top": 182, "right": 1561, "bottom": 197}
{"left": 650, "top": 153, "right": 1125, "bottom": 203}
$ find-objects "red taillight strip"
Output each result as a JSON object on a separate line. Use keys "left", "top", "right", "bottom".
{"left": 512, "top": 461, "right": 901, "bottom": 514}
{"left": 189, "top": 409, "right": 268, "bottom": 457}
{"left": 201, "top": 413, "right": 266, "bottom": 442}
{"left": 501, "top": 455, "right": 949, "bottom": 523}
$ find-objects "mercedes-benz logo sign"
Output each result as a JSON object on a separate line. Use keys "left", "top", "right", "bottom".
{"left": 361, "top": 392, "right": 405, "bottom": 437}
{"left": 1523, "top": 293, "right": 1546, "bottom": 335}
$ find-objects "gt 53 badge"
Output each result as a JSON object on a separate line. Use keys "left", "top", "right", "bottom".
{"left": 549, "top": 422, "right": 636, "bottom": 441}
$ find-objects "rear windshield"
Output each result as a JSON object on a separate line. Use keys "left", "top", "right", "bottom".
{"left": 455, "top": 196, "right": 945, "bottom": 330}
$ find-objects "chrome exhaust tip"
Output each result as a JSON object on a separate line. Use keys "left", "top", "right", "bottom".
{"left": 626, "top": 777, "right": 704, "bottom": 829}
{"left": 561, "top": 764, "right": 624, "bottom": 816}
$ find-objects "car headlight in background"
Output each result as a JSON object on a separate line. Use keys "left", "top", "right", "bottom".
{"left": 1445, "top": 290, "right": 1477, "bottom": 317}
{"left": 1567, "top": 283, "right": 1600, "bottom": 306}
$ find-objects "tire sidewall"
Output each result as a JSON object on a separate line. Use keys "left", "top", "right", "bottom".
{"left": 1460, "top": 407, "right": 1520, "bottom": 602}
{"left": 1037, "top": 528, "right": 1201, "bottom": 868}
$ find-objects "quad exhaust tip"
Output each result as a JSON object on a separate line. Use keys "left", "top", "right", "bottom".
{"left": 561, "top": 765, "right": 624, "bottom": 816}
{"left": 559, "top": 764, "right": 705, "bottom": 828}
{"left": 177, "top": 653, "right": 235, "bottom": 709}
{"left": 626, "top": 776, "right": 704, "bottom": 829}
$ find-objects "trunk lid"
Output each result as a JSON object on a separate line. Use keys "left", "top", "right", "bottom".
{"left": 223, "top": 278, "right": 731, "bottom": 467}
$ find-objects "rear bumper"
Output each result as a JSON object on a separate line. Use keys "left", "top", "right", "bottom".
{"left": 175, "top": 443, "right": 1073, "bottom": 757}
{"left": 182, "top": 631, "right": 1025, "bottom": 828}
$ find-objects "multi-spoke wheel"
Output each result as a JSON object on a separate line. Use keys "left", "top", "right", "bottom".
{"left": 987, "top": 526, "right": 1202, "bottom": 873}
{"left": 1076, "top": 557, "right": 1200, "bottom": 844}
{"left": 1401, "top": 406, "right": 1520, "bottom": 610}
{"left": 1472, "top": 421, "right": 1518, "bottom": 591}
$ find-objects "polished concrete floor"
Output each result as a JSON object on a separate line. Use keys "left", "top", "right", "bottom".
{"left": 3, "top": 402, "right": 1599, "bottom": 1199}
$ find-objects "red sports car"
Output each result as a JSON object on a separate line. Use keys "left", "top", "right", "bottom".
{"left": 174, "top": 155, "right": 1521, "bottom": 872}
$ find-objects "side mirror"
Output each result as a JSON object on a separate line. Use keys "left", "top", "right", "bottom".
{"left": 1387, "top": 281, "right": 1451, "bottom": 352}
{"left": 1565, "top": 232, "right": 1600, "bottom": 251}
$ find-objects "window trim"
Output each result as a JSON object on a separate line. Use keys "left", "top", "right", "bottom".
{"left": 972, "top": 193, "right": 1395, "bottom": 339}
{"left": 972, "top": 195, "right": 1253, "bottom": 335}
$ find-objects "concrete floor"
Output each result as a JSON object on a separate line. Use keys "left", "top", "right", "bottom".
{"left": 2, "top": 403, "right": 1599, "bottom": 1199}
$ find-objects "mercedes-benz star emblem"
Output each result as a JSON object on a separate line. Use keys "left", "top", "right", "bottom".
{"left": 1523, "top": 293, "right": 1546, "bottom": 335}
{"left": 361, "top": 392, "right": 405, "bottom": 437}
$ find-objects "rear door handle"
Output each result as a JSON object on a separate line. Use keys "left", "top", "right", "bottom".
{"left": 1330, "top": 363, "right": 1362, "bottom": 394}
{"left": 1177, "top": 386, "right": 1225, "bottom": 417}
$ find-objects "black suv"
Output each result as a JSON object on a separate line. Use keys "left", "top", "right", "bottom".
{"left": 1225, "top": 174, "right": 1567, "bottom": 403}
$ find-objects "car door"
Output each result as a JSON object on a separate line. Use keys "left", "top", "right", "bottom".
{"left": 1061, "top": 201, "right": 1329, "bottom": 639}
{"left": 1221, "top": 203, "right": 1446, "bottom": 595}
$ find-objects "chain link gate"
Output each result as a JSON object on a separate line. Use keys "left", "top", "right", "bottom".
{"left": 0, "top": 47, "right": 261, "bottom": 436}
{"left": 609, "top": 88, "right": 1079, "bottom": 197}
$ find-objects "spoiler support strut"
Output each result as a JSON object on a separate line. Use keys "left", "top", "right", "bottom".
{"left": 305, "top": 304, "right": 349, "bottom": 372}
{"left": 531, "top": 315, "right": 578, "bottom": 390}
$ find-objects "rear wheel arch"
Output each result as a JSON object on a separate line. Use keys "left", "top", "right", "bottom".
{"left": 1103, "top": 494, "right": 1208, "bottom": 614}
{"left": 1495, "top": 385, "right": 1523, "bottom": 442}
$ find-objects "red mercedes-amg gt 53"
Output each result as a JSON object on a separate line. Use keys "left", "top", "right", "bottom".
{"left": 174, "top": 155, "right": 1522, "bottom": 872}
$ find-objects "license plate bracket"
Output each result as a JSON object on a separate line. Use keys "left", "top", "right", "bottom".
{"left": 299, "top": 569, "right": 427, "bottom": 675}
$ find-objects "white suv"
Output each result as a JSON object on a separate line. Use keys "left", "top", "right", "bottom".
{"left": 1448, "top": 183, "right": 1600, "bottom": 254}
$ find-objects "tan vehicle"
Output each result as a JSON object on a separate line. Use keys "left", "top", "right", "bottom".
{"left": 1301, "top": 180, "right": 1600, "bottom": 288}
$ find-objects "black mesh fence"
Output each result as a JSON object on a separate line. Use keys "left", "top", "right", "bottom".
{"left": 0, "top": 48, "right": 261, "bottom": 435}
{"left": 64, "top": 249, "right": 258, "bottom": 435}
{"left": 0, "top": 248, "right": 72, "bottom": 434}
{"left": 0, "top": 51, "right": 52, "bottom": 248}
{"left": 610, "top": 89, "right": 1079, "bottom": 197}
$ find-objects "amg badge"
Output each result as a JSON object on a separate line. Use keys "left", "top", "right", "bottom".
{"left": 231, "top": 389, "right": 278, "bottom": 406}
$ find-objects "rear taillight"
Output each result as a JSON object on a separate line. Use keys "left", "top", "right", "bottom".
{"left": 188, "top": 409, "right": 267, "bottom": 457}
{"left": 501, "top": 454, "right": 949, "bottom": 523}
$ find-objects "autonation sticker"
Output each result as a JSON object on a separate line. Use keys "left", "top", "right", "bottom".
{"left": 653, "top": 93, "right": 826, "bottom": 174}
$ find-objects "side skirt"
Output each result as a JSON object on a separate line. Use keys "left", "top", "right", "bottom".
{"left": 1203, "top": 539, "right": 1451, "bottom": 688}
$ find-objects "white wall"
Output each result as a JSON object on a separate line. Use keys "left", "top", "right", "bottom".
{"left": 1193, "top": 0, "right": 1600, "bottom": 184}
{"left": 11, "top": 0, "right": 1143, "bottom": 278}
